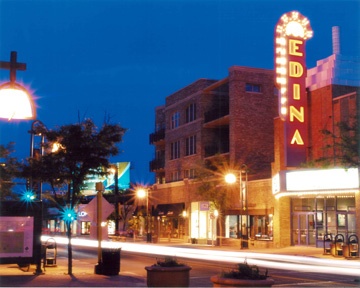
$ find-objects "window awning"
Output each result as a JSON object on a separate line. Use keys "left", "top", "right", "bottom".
{"left": 156, "top": 203, "right": 185, "bottom": 217}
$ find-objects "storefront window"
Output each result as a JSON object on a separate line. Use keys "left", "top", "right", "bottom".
{"left": 225, "top": 215, "right": 239, "bottom": 238}
{"left": 190, "top": 202, "right": 215, "bottom": 241}
{"left": 225, "top": 214, "right": 273, "bottom": 240}
{"left": 81, "top": 221, "right": 90, "bottom": 235}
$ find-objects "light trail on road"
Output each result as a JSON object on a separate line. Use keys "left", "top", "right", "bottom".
{"left": 43, "top": 236, "right": 360, "bottom": 277}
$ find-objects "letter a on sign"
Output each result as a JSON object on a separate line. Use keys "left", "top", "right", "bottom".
{"left": 291, "top": 129, "right": 304, "bottom": 145}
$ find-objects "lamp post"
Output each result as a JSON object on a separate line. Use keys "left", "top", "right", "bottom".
{"left": 225, "top": 164, "right": 248, "bottom": 249}
{"left": 0, "top": 51, "right": 41, "bottom": 274}
{"left": 137, "top": 188, "right": 151, "bottom": 242}
{"left": 29, "top": 120, "right": 47, "bottom": 200}
{"left": 211, "top": 209, "right": 219, "bottom": 246}
{"left": 95, "top": 182, "right": 104, "bottom": 274}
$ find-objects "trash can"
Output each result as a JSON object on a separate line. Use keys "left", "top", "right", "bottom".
{"left": 101, "top": 248, "right": 121, "bottom": 275}
{"left": 146, "top": 232, "right": 152, "bottom": 243}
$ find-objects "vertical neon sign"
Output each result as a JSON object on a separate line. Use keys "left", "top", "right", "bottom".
{"left": 275, "top": 11, "right": 313, "bottom": 166}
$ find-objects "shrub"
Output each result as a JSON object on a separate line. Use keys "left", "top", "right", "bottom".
{"left": 221, "top": 260, "right": 269, "bottom": 280}
{"left": 153, "top": 256, "right": 186, "bottom": 267}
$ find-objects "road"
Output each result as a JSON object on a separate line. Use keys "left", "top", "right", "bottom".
{"left": 57, "top": 241, "right": 360, "bottom": 287}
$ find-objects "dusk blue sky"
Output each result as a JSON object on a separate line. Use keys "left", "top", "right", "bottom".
{"left": 0, "top": 0, "right": 359, "bottom": 186}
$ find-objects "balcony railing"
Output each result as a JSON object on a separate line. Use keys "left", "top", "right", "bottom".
{"left": 204, "top": 107, "right": 229, "bottom": 123}
{"left": 204, "top": 145, "right": 229, "bottom": 158}
{"left": 149, "top": 158, "right": 165, "bottom": 171}
{"left": 149, "top": 129, "right": 165, "bottom": 144}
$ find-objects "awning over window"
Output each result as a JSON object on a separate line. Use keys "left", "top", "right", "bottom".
{"left": 156, "top": 203, "right": 185, "bottom": 217}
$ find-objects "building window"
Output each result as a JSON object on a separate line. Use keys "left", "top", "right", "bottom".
{"left": 171, "top": 170, "right": 181, "bottom": 181}
{"left": 184, "top": 169, "right": 196, "bottom": 179}
{"left": 185, "top": 135, "right": 196, "bottom": 156}
{"left": 156, "top": 122, "right": 165, "bottom": 132}
{"left": 186, "top": 103, "right": 196, "bottom": 123}
{"left": 170, "top": 141, "right": 180, "bottom": 160}
{"left": 246, "top": 83, "right": 261, "bottom": 93}
{"left": 171, "top": 112, "right": 180, "bottom": 129}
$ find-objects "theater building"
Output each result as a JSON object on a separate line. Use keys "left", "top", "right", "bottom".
{"left": 149, "top": 13, "right": 359, "bottom": 247}
{"left": 272, "top": 24, "right": 360, "bottom": 247}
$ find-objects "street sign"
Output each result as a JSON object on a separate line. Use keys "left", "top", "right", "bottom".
{"left": 83, "top": 195, "right": 114, "bottom": 222}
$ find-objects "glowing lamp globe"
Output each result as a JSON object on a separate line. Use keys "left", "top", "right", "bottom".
{"left": 225, "top": 173, "right": 237, "bottom": 184}
{"left": 0, "top": 83, "right": 36, "bottom": 120}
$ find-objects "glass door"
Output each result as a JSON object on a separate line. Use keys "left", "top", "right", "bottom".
{"left": 292, "top": 213, "right": 316, "bottom": 246}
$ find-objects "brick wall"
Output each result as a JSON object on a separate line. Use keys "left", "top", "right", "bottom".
{"left": 228, "top": 66, "right": 277, "bottom": 179}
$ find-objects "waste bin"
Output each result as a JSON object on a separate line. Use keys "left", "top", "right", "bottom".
{"left": 101, "top": 248, "right": 121, "bottom": 275}
{"left": 41, "top": 238, "right": 57, "bottom": 270}
{"left": 146, "top": 232, "right": 152, "bottom": 243}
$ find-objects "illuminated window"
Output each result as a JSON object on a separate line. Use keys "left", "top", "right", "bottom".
{"left": 171, "top": 112, "right": 180, "bottom": 129}
{"left": 246, "top": 83, "right": 262, "bottom": 93}
{"left": 170, "top": 140, "right": 180, "bottom": 159}
{"left": 185, "top": 135, "right": 196, "bottom": 156}
{"left": 186, "top": 103, "right": 196, "bottom": 123}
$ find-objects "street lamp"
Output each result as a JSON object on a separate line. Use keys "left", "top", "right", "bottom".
{"left": 29, "top": 120, "right": 47, "bottom": 200}
{"left": 136, "top": 188, "right": 151, "bottom": 243}
{"left": 225, "top": 164, "right": 249, "bottom": 249}
{"left": 0, "top": 51, "right": 36, "bottom": 120}
{"left": 211, "top": 209, "right": 219, "bottom": 246}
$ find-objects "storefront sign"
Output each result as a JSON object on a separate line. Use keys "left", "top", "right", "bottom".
{"left": 200, "top": 201, "right": 209, "bottom": 211}
{"left": 275, "top": 11, "right": 313, "bottom": 166}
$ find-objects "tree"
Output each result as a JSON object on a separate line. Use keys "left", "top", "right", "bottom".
{"left": 194, "top": 155, "right": 246, "bottom": 246}
{"left": 19, "top": 118, "right": 126, "bottom": 275}
{"left": 0, "top": 142, "right": 18, "bottom": 200}
{"left": 318, "top": 115, "right": 359, "bottom": 168}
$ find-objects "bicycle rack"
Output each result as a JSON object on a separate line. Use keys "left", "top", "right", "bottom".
{"left": 347, "top": 234, "right": 359, "bottom": 258}
{"left": 332, "top": 234, "right": 344, "bottom": 257}
{"left": 323, "top": 233, "right": 332, "bottom": 255}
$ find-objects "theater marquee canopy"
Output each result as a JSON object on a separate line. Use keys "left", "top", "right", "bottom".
{"left": 272, "top": 168, "right": 359, "bottom": 198}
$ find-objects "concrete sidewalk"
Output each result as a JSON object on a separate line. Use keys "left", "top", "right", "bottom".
{"left": 0, "top": 242, "right": 358, "bottom": 287}
{"left": 0, "top": 256, "right": 147, "bottom": 287}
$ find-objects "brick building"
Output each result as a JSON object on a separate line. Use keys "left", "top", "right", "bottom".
{"left": 149, "top": 26, "right": 359, "bottom": 248}
{"left": 149, "top": 66, "right": 278, "bottom": 245}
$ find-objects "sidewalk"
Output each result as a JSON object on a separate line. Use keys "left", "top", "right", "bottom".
{"left": 0, "top": 241, "right": 358, "bottom": 287}
{"left": 0, "top": 256, "right": 147, "bottom": 287}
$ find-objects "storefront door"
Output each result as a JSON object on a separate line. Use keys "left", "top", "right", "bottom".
{"left": 292, "top": 213, "right": 316, "bottom": 246}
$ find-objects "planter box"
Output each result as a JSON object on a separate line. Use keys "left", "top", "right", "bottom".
{"left": 145, "top": 265, "right": 192, "bottom": 287}
{"left": 210, "top": 275, "right": 275, "bottom": 287}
